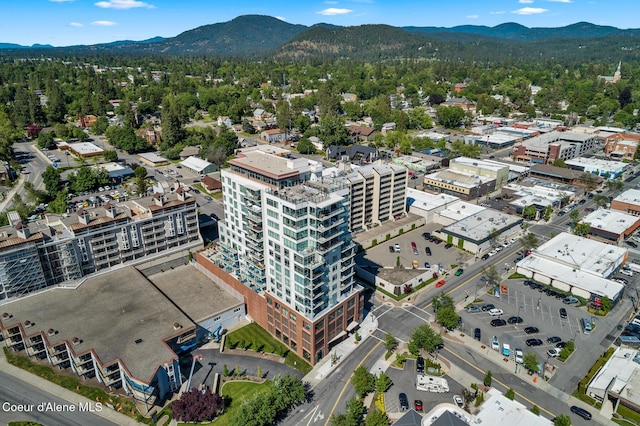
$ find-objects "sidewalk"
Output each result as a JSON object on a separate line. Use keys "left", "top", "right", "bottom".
{"left": 304, "top": 313, "right": 379, "bottom": 388}
{"left": 0, "top": 349, "right": 140, "bottom": 425}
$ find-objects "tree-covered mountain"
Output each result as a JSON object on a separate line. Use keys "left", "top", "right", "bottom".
{"left": 2, "top": 15, "right": 640, "bottom": 63}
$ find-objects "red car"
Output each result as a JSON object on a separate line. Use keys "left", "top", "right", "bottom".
{"left": 436, "top": 280, "right": 446, "bottom": 288}
{"left": 414, "top": 400, "right": 423, "bottom": 412}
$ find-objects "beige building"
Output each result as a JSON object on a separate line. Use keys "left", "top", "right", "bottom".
{"left": 449, "top": 156, "right": 510, "bottom": 188}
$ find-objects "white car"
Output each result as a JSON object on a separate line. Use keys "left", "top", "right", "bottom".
{"left": 510, "top": 237, "right": 518, "bottom": 244}
{"left": 547, "top": 348, "right": 561, "bottom": 358}
{"left": 621, "top": 269, "right": 634, "bottom": 277}
{"left": 453, "top": 395, "right": 464, "bottom": 408}
{"left": 489, "top": 308, "right": 504, "bottom": 316}
{"left": 495, "top": 246, "right": 503, "bottom": 252}
{"left": 488, "top": 250, "right": 498, "bottom": 256}
{"left": 491, "top": 335, "right": 499, "bottom": 351}
{"left": 515, "top": 349, "right": 524, "bottom": 364}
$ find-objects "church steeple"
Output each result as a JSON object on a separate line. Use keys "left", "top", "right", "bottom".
{"left": 614, "top": 61, "right": 622, "bottom": 83}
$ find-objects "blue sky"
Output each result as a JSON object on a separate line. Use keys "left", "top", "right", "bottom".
{"left": 3, "top": 0, "right": 636, "bottom": 47}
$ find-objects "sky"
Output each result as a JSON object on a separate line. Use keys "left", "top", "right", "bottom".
{"left": 2, "top": 0, "right": 637, "bottom": 47}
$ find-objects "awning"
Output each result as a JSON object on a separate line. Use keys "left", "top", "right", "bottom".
{"left": 329, "top": 330, "right": 347, "bottom": 344}
{"left": 346, "top": 321, "right": 359, "bottom": 332}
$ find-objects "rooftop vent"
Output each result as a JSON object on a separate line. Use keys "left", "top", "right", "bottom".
{"left": 173, "top": 322, "right": 182, "bottom": 330}
{"left": 72, "top": 337, "right": 81, "bottom": 345}
{"left": 47, "top": 328, "right": 56, "bottom": 336}
{"left": 135, "top": 338, "right": 143, "bottom": 345}
{"left": 24, "top": 320, "right": 33, "bottom": 328}
{"left": 1, "top": 312, "right": 11, "bottom": 319}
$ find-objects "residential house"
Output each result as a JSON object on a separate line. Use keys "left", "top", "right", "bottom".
{"left": 260, "top": 128, "right": 287, "bottom": 144}
{"left": 137, "top": 127, "right": 161, "bottom": 146}
{"left": 179, "top": 146, "right": 200, "bottom": 160}
{"left": 217, "top": 116, "right": 233, "bottom": 127}
{"left": 348, "top": 125, "right": 376, "bottom": 143}
{"left": 201, "top": 175, "right": 222, "bottom": 192}
{"left": 326, "top": 144, "right": 379, "bottom": 163}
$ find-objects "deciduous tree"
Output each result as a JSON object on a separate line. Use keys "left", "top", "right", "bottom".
{"left": 171, "top": 389, "right": 224, "bottom": 423}
{"left": 351, "top": 365, "right": 375, "bottom": 398}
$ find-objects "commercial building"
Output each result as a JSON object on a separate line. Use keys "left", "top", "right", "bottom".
{"left": 93, "top": 162, "right": 135, "bottom": 181}
{"left": 587, "top": 347, "right": 640, "bottom": 413}
{"left": 423, "top": 169, "right": 495, "bottom": 201}
{"left": 0, "top": 191, "right": 202, "bottom": 302}
{"left": 529, "top": 164, "right": 603, "bottom": 186}
{"left": 604, "top": 133, "right": 640, "bottom": 160}
{"left": 502, "top": 178, "right": 579, "bottom": 216}
{"left": 392, "top": 155, "right": 440, "bottom": 173}
{"left": 512, "top": 131, "right": 598, "bottom": 164}
{"left": 612, "top": 189, "right": 640, "bottom": 216}
{"left": 564, "top": 157, "right": 627, "bottom": 179}
{"left": 139, "top": 152, "right": 170, "bottom": 167}
{"left": 204, "top": 146, "right": 363, "bottom": 365}
{"left": 449, "top": 156, "right": 510, "bottom": 188}
{"left": 405, "top": 189, "right": 459, "bottom": 223}
{"left": 179, "top": 156, "right": 219, "bottom": 175}
{"left": 583, "top": 209, "right": 640, "bottom": 243}
{"left": 515, "top": 233, "right": 626, "bottom": 303}
{"left": 58, "top": 142, "right": 104, "bottom": 158}
{"left": 438, "top": 209, "right": 522, "bottom": 254}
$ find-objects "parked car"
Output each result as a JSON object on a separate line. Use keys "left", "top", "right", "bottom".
{"left": 570, "top": 405, "right": 592, "bottom": 420}
{"left": 547, "top": 336, "right": 562, "bottom": 344}
{"left": 474, "top": 328, "right": 481, "bottom": 340}
{"left": 489, "top": 308, "right": 504, "bottom": 316}
{"left": 424, "top": 262, "right": 431, "bottom": 269}
{"left": 394, "top": 244, "right": 401, "bottom": 253}
{"left": 621, "top": 268, "right": 634, "bottom": 276}
{"left": 515, "top": 349, "right": 524, "bottom": 364}
{"left": 556, "top": 341, "right": 567, "bottom": 348}
{"left": 481, "top": 304, "right": 495, "bottom": 311}
{"left": 435, "top": 280, "right": 446, "bottom": 288}
{"left": 389, "top": 245, "right": 395, "bottom": 253}
{"left": 455, "top": 268, "right": 464, "bottom": 276}
{"left": 490, "top": 319, "right": 507, "bottom": 327}
{"left": 467, "top": 306, "right": 482, "bottom": 313}
{"left": 579, "top": 199, "right": 587, "bottom": 205}
{"left": 453, "top": 395, "right": 464, "bottom": 409}
{"left": 425, "top": 247, "right": 432, "bottom": 256}
{"left": 414, "top": 400, "right": 423, "bottom": 412}
{"left": 524, "top": 327, "right": 539, "bottom": 334}
{"left": 399, "top": 393, "right": 409, "bottom": 411}
{"left": 481, "top": 254, "right": 490, "bottom": 260}
{"left": 411, "top": 241, "right": 418, "bottom": 255}
{"left": 526, "top": 338, "right": 543, "bottom": 346}
{"left": 416, "top": 356, "right": 425, "bottom": 374}
{"left": 491, "top": 335, "right": 499, "bottom": 350}
{"left": 627, "top": 240, "right": 639, "bottom": 249}
{"left": 422, "top": 232, "right": 431, "bottom": 240}
{"left": 507, "top": 316, "right": 523, "bottom": 324}
{"left": 444, "top": 243, "right": 453, "bottom": 249}
{"left": 547, "top": 348, "right": 561, "bottom": 358}
{"left": 563, "top": 296, "right": 579, "bottom": 305}
{"left": 559, "top": 308, "right": 567, "bottom": 319}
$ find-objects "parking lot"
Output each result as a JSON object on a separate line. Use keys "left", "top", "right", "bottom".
{"left": 460, "top": 278, "right": 608, "bottom": 368}
{"left": 385, "top": 357, "right": 464, "bottom": 414}
{"left": 363, "top": 226, "right": 473, "bottom": 274}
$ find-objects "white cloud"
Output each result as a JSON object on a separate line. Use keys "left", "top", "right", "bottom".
{"left": 91, "top": 20, "right": 117, "bottom": 26}
{"left": 518, "top": 0, "right": 534, "bottom": 3}
{"left": 549, "top": 0, "right": 572, "bottom": 2}
{"left": 512, "top": 7, "right": 548, "bottom": 15}
{"left": 466, "top": 15, "right": 479, "bottom": 19}
{"left": 69, "top": 22, "right": 84, "bottom": 27}
{"left": 490, "top": 11, "right": 506, "bottom": 14}
{"left": 317, "top": 8, "right": 353, "bottom": 16}
{"left": 94, "top": 0, "right": 154, "bottom": 9}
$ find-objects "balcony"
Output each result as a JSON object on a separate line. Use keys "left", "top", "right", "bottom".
{"left": 76, "top": 362, "right": 95, "bottom": 375}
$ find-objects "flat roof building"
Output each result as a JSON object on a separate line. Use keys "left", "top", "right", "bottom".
{"left": 587, "top": 347, "right": 640, "bottom": 413}
{"left": 512, "top": 131, "right": 598, "bottom": 165}
{"left": 65, "top": 142, "right": 104, "bottom": 157}
{"left": 612, "top": 189, "right": 640, "bottom": 216}
{"left": 423, "top": 169, "right": 495, "bottom": 201}
{"left": 449, "top": 156, "right": 510, "bottom": 188}
{"left": 439, "top": 209, "right": 522, "bottom": 254}
{"left": 179, "top": 156, "right": 219, "bottom": 175}
{"left": 139, "top": 152, "right": 170, "bottom": 167}
{"left": 406, "top": 189, "right": 459, "bottom": 223}
{"left": 583, "top": 209, "right": 640, "bottom": 243}
{"left": 564, "top": 157, "right": 627, "bottom": 179}
{"left": 516, "top": 233, "right": 626, "bottom": 302}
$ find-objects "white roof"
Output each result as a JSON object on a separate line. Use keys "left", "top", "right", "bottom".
{"left": 451, "top": 156, "right": 509, "bottom": 172}
{"left": 613, "top": 189, "right": 640, "bottom": 206}
{"left": 516, "top": 255, "right": 624, "bottom": 299}
{"left": 473, "top": 388, "right": 553, "bottom": 426}
{"left": 584, "top": 209, "right": 640, "bottom": 235}
{"left": 69, "top": 142, "right": 103, "bottom": 155}
{"left": 438, "top": 200, "right": 484, "bottom": 222}
{"left": 589, "top": 347, "right": 640, "bottom": 403}
{"left": 443, "top": 209, "right": 521, "bottom": 242}
{"left": 139, "top": 152, "right": 168, "bottom": 163}
{"left": 406, "top": 188, "right": 459, "bottom": 212}
{"left": 180, "top": 156, "right": 213, "bottom": 172}
{"left": 565, "top": 157, "right": 627, "bottom": 174}
{"left": 534, "top": 232, "right": 627, "bottom": 277}
{"left": 424, "top": 169, "right": 493, "bottom": 189}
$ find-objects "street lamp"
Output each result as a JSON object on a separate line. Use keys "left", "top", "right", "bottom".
{"left": 186, "top": 353, "right": 202, "bottom": 392}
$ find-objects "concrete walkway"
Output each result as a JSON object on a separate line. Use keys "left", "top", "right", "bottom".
{"left": 0, "top": 349, "right": 140, "bottom": 425}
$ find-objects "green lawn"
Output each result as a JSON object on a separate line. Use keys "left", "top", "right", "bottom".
{"left": 211, "top": 381, "right": 270, "bottom": 426}
{"left": 224, "top": 323, "right": 312, "bottom": 374}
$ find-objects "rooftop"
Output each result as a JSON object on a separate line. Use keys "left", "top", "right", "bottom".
{"left": 613, "top": 189, "right": 640, "bottom": 206}
{"left": 442, "top": 209, "right": 521, "bottom": 243}
{"left": 0, "top": 267, "right": 193, "bottom": 384}
{"left": 474, "top": 388, "right": 552, "bottom": 426}
{"left": 138, "top": 152, "right": 168, "bottom": 163}
{"left": 451, "top": 156, "right": 509, "bottom": 172}
{"left": 424, "top": 169, "right": 493, "bottom": 189}
{"left": 229, "top": 149, "right": 301, "bottom": 179}
{"left": 406, "top": 189, "right": 459, "bottom": 212}
{"left": 145, "top": 265, "right": 243, "bottom": 324}
{"left": 589, "top": 347, "right": 640, "bottom": 406}
{"left": 521, "top": 131, "right": 594, "bottom": 149}
{"left": 180, "top": 156, "right": 214, "bottom": 172}
{"left": 565, "top": 157, "right": 627, "bottom": 173}
{"left": 437, "top": 200, "right": 485, "bottom": 222}
{"left": 584, "top": 209, "right": 640, "bottom": 235}
{"left": 68, "top": 142, "right": 104, "bottom": 155}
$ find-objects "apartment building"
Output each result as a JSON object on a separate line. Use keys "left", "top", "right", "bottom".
{"left": 604, "top": 133, "right": 640, "bottom": 160}
{"left": 512, "top": 131, "right": 598, "bottom": 164}
{"left": 211, "top": 146, "right": 363, "bottom": 364}
{"left": 342, "top": 164, "right": 407, "bottom": 233}
{"left": 0, "top": 190, "right": 202, "bottom": 302}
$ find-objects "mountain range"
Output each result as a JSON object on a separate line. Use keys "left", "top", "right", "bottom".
{"left": 3, "top": 15, "right": 640, "bottom": 62}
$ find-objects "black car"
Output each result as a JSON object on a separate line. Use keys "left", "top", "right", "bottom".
{"left": 507, "top": 316, "right": 523, "bottom": 324}
{"left": 416, "top": 356, "right": 425, "bottom": 374}
{"left": 627, "top": 240, "right": 639, "bottom": 248}
{"left": 579, "top": 199, "right": 586, "bottom": 204}
{"left": 524, "top": 327, "right": 539, "bottom": 334}
{"left": 547, "top": 336, "right": 562, "bottom": 344}
{"left": 559, "top": 308, "right": 567, "bottom": 318}
{"left": 556, "top": 341, "right": 567, "bottom": 348}
{"left": 422, "top": 232, "right": 431, "bottom": 240}
{"left": 481, "top": 254, "right": 490, "bottom": 260}
{"left": 474, "top": 328, "right": 481, "bottom": 341}
{"left": 526, "top": 338, "right": 543, "bottom": 346}
{"left": 425, "top": 247, "right": 432, "bottom": 256}
{"left": 481, "top": 304, "right": 495, "bottom": 311}
{"left": 399, "top": 393, "right": 409, "bottom": 411}
{"left": 570, "top": 405, "right": 592, "bottom": 420}
{"left": 389, "top": 245, "right": 395, "bottom": 253}
{"left": 490, "top": 319, "right": 507, "bottom": 327}
{"left": 444, "top": 243, "right": 453, "bottom": 249}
